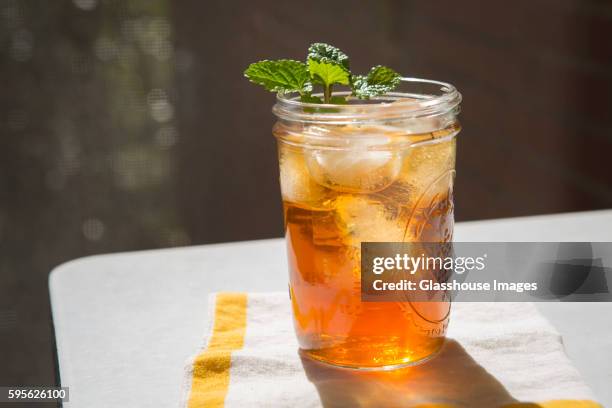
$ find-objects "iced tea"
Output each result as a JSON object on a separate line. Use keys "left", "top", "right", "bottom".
{"left": 273, "top": 82, "right": 461, "bottom": 368}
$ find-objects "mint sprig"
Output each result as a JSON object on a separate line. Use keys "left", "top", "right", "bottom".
{"left": 244, "top": 43, "right": 402, "bottom": 104}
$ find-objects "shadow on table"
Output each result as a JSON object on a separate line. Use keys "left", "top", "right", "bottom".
{"left": 300, "top": 339, "right": 539, "bottom": 408}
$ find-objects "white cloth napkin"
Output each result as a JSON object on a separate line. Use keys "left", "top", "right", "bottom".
{"left": 180, "top": 293, "right": 599, "bottom": 408}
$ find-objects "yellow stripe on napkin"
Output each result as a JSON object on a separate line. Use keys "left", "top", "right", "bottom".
{"left": 187, "top": 293, "right": 247, "bottom": 408}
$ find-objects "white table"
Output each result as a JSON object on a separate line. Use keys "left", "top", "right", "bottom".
{"left": 49, "top": 210, "right": 612, "bottom": 407}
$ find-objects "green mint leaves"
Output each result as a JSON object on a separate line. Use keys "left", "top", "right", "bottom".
{"left": 244, "top": 59, "right": 311, "bottom": 95}
{"left": 307, "top": 43, "right": 350, "bottom": 71}
{"left": 244, "top": 43, "right": 402, "bottom": 104}
{"left": 306, "top": 43, "right": 351, "bottom": 104}
{"left": 351, "top": 65, "right": 402, "bottom": 99}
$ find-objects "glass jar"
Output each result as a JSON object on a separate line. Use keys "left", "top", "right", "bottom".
{"left": 273, "top": 78, "right": 461, "bottom": 369}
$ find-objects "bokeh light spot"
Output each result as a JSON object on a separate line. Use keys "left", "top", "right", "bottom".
{"left": 82, "top": 218, "right": 105, "bottom": 241}
{"left": 73, "top": 0, "right": 98, "bottom": 11}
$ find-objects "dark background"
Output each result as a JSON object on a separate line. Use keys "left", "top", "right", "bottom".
{"left": 1, "top": 0, "right": 611, "bottom": 386}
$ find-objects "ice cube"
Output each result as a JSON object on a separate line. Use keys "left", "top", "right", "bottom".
{"left": 398, "top": 137, "right": 456, "bottom": 198}
{"left": 278, "top": 146, "right": 333, "bottom": 210}
{"left": 334, "top": 194, "right": 407, "bottom": 245}
{"left": 305, "top": 133, "right": 402, "bottom": 193}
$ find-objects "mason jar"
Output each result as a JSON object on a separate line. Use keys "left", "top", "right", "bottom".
{"left": 272, "top": 78, "right": 461, "bottom": 369}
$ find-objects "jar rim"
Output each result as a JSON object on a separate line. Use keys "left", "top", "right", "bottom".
{"left": 272, "top": 77, "right": 461, "bottom": 124}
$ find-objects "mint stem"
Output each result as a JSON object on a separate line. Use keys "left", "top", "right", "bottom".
{"left": 324, "top": 84, "right": 332, "bottom": 103}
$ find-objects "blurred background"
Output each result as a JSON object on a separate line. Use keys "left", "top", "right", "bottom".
{"left": 1, "top": 0, "right": 611, "bottom": 386}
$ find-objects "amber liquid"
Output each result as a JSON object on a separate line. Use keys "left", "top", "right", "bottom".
{"left": 278, "top": 124, "right": 458, "bottom": 368}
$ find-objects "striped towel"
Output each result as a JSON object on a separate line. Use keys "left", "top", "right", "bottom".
{"left": 179, "top": 293, "right": 601, "bottom": 408}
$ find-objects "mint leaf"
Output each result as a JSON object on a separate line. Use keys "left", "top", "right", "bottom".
{"left": 307, "top": 43, "right": 350, "bottom": 71}
{"left": 244, "top": 59, "right": 312, "bottom": 95}
{"left": 352, "top": 65, "right": 402, "bottom": 99}
{"left": 307, "top": 58, "right": 351, "bottom": 88}
{"left": 307, "top": 43, "right": 351, "bottom": 103}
